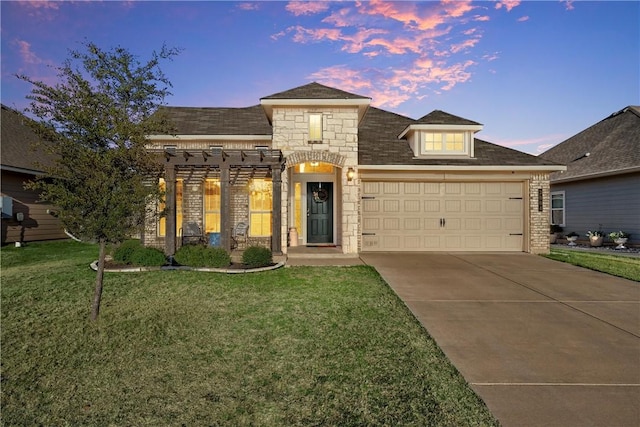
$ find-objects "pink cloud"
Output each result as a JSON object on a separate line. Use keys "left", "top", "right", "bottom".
{"left": 237, "top": 3, "right": 260, "bottom": 11}
{"left": 13, "top": 39, "right": 43, "bottom": 65}
{"left": 16, "top": 1, "right": 60, "bottom": 10}
{"left": 517, "top": 16, "right": 529, "bottom": 22}
{"left": 286, "top": 1, "right": 330, "bottom": 16}
{"left": 450, "top": 38, "right": 480, "bottom": 53}
{"left": 474, "top": 15, "right": 490, "bottom": 22}
{"left": 495, "top": 1, "right": 521, "bottom": 12}
{"left": 562, "top": 1, "right": 575, "bottom": 11}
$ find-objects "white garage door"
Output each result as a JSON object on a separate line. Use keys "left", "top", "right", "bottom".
{"left": 361, "top": 181, "right": 524, "bottom": 251}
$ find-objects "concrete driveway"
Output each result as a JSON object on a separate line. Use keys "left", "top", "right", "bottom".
{"left": 360, "top": 253, "right": 640, "bottom": 427}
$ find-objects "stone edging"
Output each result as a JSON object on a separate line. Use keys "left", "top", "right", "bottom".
{"left": 90, "top": 261, "right": 286, "bottom": 274}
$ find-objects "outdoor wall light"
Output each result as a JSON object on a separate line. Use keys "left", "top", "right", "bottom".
{"left": 347, "top": 167, "right": 355, "bottom": 182}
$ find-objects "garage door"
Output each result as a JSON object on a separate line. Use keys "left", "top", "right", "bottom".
{"left": 361, "top": 181, "right": 524, "bottom": 251}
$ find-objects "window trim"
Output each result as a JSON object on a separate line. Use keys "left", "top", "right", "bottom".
{"left": 550, "top": 191, "right": 565, "bottom": 227}
{"left": 204, "top": 179, "right": 221, "bottom": 234}
{"left": 420, "top": 131, "right": 468, "bottom": 156}
{"left": 308, "top": 113, "right": 323, "bottom": 143}
{"left": 249, "top": 178, "right": 273, "bottom": 237}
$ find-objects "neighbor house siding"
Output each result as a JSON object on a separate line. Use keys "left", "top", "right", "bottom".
{"left": 1, "top": 171, "right": 66, "bottom": 244}
{"left": 551, "top": 172, "right": 640, "bottom": 245}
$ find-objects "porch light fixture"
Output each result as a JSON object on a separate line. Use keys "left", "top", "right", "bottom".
{"left": 347, "top": 167, "right": 355, "bottom": 182}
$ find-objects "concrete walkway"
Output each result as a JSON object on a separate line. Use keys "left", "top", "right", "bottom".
{"left": 359, "top": 253, "right": 640, "bottom": 427}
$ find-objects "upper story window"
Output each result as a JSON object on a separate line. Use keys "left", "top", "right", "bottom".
{"left": 424, "top": 132, "right": 466, "bottom": 154}
{"left": 309, "top": 113, "right": 322, "bottom": 142}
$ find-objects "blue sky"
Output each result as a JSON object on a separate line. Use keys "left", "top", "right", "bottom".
{"left": 1, "top": 0, "right": 638, "bottom": 154}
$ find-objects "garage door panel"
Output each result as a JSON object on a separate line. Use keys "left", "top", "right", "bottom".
{"left": 362, "top": 181, "right": 524, "bottom": 252}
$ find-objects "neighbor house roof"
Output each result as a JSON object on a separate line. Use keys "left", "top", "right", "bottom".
{"left": 539, "top": 106, "right": 640, "bottom": 182}
{"left": 359, "top": 107, "right": 561, "bottom": 167}
{"left": 156, "top": 105, "right": 272, "bottom": 136}
{"left": 261, "top": 82, "right": 371, "bottom": 100}
{"left": 1, "top": 104, "right": 56, "bottom": 175}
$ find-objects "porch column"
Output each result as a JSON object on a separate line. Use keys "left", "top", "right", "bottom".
{"left": 271, "top": 165, "right": 282, "bottom": 255}
{"left": 220, "top": 165, "right": 232, "bottom": 252}
{"left": 165, "top": 165, "right": 177, "bottom": 257}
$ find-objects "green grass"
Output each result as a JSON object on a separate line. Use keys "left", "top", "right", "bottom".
{"left": 1, "top": 241, "right": 498, "bottom": 426}
{"left": 545, "top": 248, "right": 640, "bottom": 282}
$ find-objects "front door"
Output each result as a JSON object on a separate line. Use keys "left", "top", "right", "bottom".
{"left": 307, "top": 182, "right": 333, "bottom": 244}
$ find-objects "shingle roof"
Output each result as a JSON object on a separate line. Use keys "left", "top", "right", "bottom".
{"left": 157, "top": 105, "right": 271, "bottom": 135}
{"left": 358, "top": 106, "right": 559, "bottom": 167}
{"left": 261, "top": 82, "right": 370, "bottom": 100}
{"left": 415, "top": 110, "right": 482, "bottom": 126}
{"left": 1, "top": 104, "right": 56, "bottom": 173}
{"left": 539, "top": 106, "right": 640, "bottom": 181}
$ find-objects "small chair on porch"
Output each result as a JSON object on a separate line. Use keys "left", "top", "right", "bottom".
{"left": 180, "top": 222, "right": 206, "bottom": 246}
{"left": 231, "top": 222, "right": 249, "bottom": 250}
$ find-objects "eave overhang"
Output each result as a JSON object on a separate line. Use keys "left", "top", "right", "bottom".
{"left": 147, "top": 134, "right": 272, "bottom": 141}
{"left": 551, "top": 166, "right": 640, "bottom": 184}
{"left": 398, "top": 123, "right": 484, "bottom": 139}
{"left": 358, "top": 164, "right": 567, "bottom": 172}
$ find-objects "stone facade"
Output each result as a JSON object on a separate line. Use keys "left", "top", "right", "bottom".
{"left": 271, "top": 107, "right": 360, "bottom": 254}
{"left": 529, "top": 172, "right": 551, "bottom": 254}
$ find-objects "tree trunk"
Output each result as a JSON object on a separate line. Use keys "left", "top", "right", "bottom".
{"left": 91, "top": 238, "right": 107, "bottom": 321}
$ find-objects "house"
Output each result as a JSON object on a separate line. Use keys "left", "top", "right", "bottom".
{"left": 1, "top": 104, "right": 66, "bottom": 244}
{"left": 143, "top": 82, "right": 564, "bottom": 256}
{"left": 540, "top": 106, "right": 640, "bottom": 245}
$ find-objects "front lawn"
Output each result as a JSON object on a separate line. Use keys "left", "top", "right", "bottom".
{"left": 545, "top": 248, "right": 640, "bottom": 282}
{"left": 1, "top": 241, "right": 498, "bottom": 426}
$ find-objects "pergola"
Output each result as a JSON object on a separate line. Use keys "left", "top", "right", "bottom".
{"left": 159, "top": 148, "right": 286, "bottom": 256}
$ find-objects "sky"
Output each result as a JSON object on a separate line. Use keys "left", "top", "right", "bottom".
{"left": 1, "top": 0, "right": 638, "bottom": 155}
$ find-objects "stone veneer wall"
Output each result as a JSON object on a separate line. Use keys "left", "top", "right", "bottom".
{"left": 529, "top": 172, "right": 551, "bottom": 254}
{"left": 271, "top": 107, "right": 360, "bottom": 254}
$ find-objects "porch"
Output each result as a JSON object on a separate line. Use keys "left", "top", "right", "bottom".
{"left": 154, "top": 148, "right": 285, "bottom": 256}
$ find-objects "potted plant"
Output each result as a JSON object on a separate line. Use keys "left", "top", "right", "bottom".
{"left": 585, "top": 229, "right": 605, "bottom": 247}
{"left": 609, "top": 231, "right": 630, "bottom": 249}
{"left": 565, "top": 231, "right": 579, "bottom": 246}
{"left": 550, "top": 224, "right": 563, "bottom": 244}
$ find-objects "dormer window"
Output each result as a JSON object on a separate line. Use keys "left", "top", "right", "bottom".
{"left": 423, "top": 132, "right": 467, "bottom": 154}
{"left": 398, "top": 111, "right": 484, "bottom": 159}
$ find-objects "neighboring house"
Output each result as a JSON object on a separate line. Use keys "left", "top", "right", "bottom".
{"left": 540, "top": 106, "right": 640, "bottom": 245}
{"left": 1, "top": 104, "right": 66, "bottom": 244}
{"left": 144, "top": 82, "right": 564, "bottom": 256}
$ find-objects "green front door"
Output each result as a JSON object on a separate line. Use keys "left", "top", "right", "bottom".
{"left": 307, "top": 182, "right": 333, "bottom": 244}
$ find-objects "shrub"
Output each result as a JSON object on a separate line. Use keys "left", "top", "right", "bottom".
{"left": 130, "top": 247, "right": 166, "bottom": 267}
{"left": 113, "top": 240, "right": 166, "bottom": 266}
{"left": 242, "top": 245, "right": 273, "bottom": 268}
{"left": 113, "top": 239, "right": 142, "bottom": 264}
{"left": 174, "top": 245, "right": 231, "bottom": 268}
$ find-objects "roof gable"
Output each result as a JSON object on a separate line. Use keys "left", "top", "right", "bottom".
{"left": 261, "top": 82, "right": 370, "bottom": 100}
{"left": 540, "top": 106, "right": 640, "bottom": 181}
{"left": 416, "top": 110, "right": 482, "bottom": 126}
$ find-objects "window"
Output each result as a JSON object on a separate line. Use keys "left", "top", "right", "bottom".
{"left": 293, "top": 162, "right": 334, "bottom": 174}
{"left": 158, "top": 178, "right": 183, "bottom": 237}
{"left": 423, "top": 132, "right": 466, "bottom": 154}
{"left": 204, "top": 179, "right": 221, "bottom": 233}
{"left": 550, "top": 191, "right": 565, "bottom": 226}
{"left": 309, "top": 113, "right": 322, "bottom": 142}
{"left": 249, "top": 178, "right": 272, "bottom": 237}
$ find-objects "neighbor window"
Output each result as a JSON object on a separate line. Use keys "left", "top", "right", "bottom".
{"left": 423, "top": 132, "right": 466, "bottom": 154}
{"left": 249, "top": 178, "right": 272, "bottom": 237}
{"left": 158, "top": 178, "right": 183, "bottom": 237}
{"left": 204, "top": 179, "right": 221, "bottom": 233}
{"left": 550, "top": 191, "right": 565, "bottom": 226}
{"left": 309, "top": 113, "right": 322, "bottom": 142}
